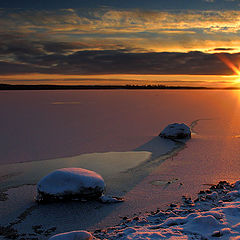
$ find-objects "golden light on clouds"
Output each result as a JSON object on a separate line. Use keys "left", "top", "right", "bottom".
{"left": 1, "top": 9, "right": 240, "bottom": 53}
{"left": 1, "top": 8, "right": 240, "bottom": 87}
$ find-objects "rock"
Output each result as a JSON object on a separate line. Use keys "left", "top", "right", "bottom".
{"left": 159, "top": 123, "right": 191, "bottom": 139}
{"left": 206, "top": 192, "right": 218, "bottom": 200}
{"left": 49, "top": 230, "right": 93, "bottom": 240}
{"left": 36, "top": 168, "right": 105, "bottom": 202}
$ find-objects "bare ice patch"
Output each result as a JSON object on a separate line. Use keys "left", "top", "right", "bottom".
{"left": 0, "top": 151, "right": 151, "bottom": 191}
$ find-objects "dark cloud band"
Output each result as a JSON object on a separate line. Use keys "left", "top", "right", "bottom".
{"left": 0, "top": 49, "right": 238, "bottom": 75}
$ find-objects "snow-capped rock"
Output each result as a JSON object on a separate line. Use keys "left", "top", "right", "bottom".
{"left": 49, "top": 230, "right": 92, "bottom": 240}
{"left": 37, "top": 168, "right": 105, "bottom": 202}
{"left": 159, "top": 123, "right": 191, "bottom": 139}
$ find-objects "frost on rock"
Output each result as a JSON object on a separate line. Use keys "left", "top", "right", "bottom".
{"left": 49, "top": 230, "right": 93, "bottom": 240}
{"left": 36, "top": 168, "right": 106, "bottom": 202}
{"left": 159, "top": 123, "right": 191, "bottom": 139}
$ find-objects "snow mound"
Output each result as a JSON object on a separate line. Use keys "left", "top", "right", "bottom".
{"left": 159, "top": 123, "right": 191, "bottom": 139}
{"left": 37, "top": 168, "right": 105, "bottom": 202}
{"left": 49, "top": 230, "right": 92, "bottom": 240}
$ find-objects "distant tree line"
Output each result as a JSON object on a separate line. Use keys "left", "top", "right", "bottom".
{"left": 0, "top": 83, "right": 237, "bottom": 90}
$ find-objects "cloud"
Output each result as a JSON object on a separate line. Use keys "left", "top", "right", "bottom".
{"left": 213, "top": 47, "right": 237, "bottom": 51}
{"left": 0, "top": 8, "right": 240, "bottom": 56}
{"left": 1, "top": 9, "right": 240, "bottom": 35}
{"left": 0, "top": 8, "right": 240, "bottom": 78}
{"left": 0, "top": 61, "right": 42, "bottom": 74}
{"left": 1, "top": 9, "right": 240, "bottom": 59}
{"left": 0, "top": 50, "right": 238, "bottom": 76}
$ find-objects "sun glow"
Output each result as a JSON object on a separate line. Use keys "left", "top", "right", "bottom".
{"left": 216, "top": 54, "right": 240, "bottom": 85}
{"left": 235, "top": 77, "right": 240, "bottom": 84}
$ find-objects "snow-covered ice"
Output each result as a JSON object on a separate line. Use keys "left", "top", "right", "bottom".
{"left": 92, "top": 181, "right": 240, "bottom": 239}
{"left": 159, "top": 123, "right": 191, "bottom": 139}
{"left": 37, "top": 168, "right": 105, "bottom": 202}
{"left": 49, "top": 230, "right": 93, "bottom": 240}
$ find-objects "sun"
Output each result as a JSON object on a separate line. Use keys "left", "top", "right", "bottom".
{"left": 234, "top": 77, "right": 240, "bottom": 86}
{"left": 217, "top": 54, "right": 240, "bottom": 76}
{"left": 216, "top": 54, "right": 240, "bottom": 86}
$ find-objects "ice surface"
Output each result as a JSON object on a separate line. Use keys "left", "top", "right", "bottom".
{"left": 37, "top": 168, "right": 105, "bottom": 201}
{"left": 2, "top": 90, "right": 240, "bottom": 239}
{"left": 159, "top": 123, "right": 191, "bottom": 139}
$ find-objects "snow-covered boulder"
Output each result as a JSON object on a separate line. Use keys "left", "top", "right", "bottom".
{"left": 37, "top": 168, "right": 106, "bottom": 202}
{"left": 49, "top": 230, "right": 93, "bottom": 240}
{"left": 159, "top": 123, "right": 191, "bottom": 139}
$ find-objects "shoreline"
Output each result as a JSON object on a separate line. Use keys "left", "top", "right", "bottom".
{"left": 92, "top": 180, "right": 240, "bottom": 239}
{"left": 1, "top": 84, "right": 240, "bottom": 91}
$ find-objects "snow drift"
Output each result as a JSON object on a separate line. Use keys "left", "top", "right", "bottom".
{"left": 93, "top": 180, "right": 240, "bottom": 239}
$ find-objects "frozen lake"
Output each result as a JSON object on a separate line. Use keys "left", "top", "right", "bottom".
{"left": 1, "top": 89, "right": 240, "bottom": 239}
{"left": 0, "top": 89, "right": 199, "bottom": 165}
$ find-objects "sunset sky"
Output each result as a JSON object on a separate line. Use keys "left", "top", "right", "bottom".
{"left": 1, "top": 0, "right": 240, "bottom": 87}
